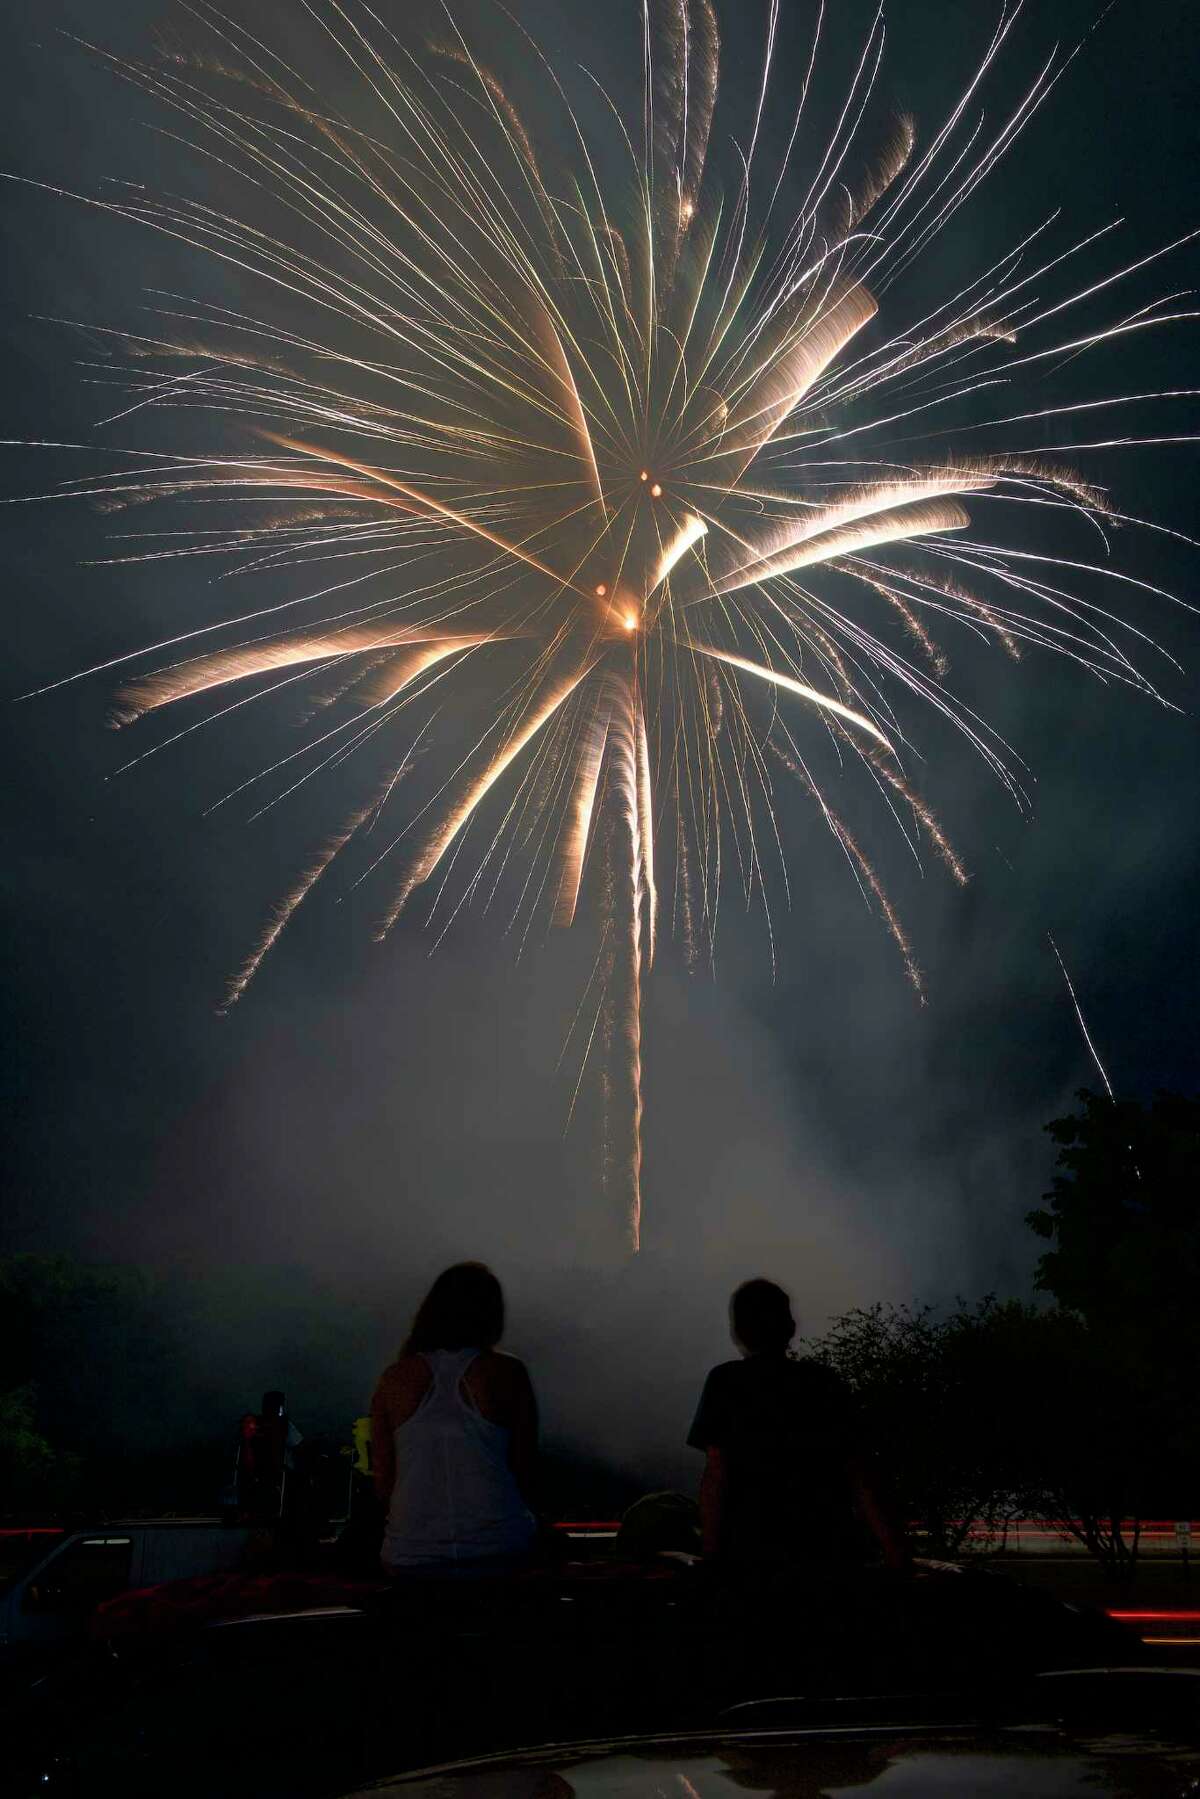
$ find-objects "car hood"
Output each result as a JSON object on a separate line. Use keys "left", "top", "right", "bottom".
{"left": 344, "top": 1699, "right": 1200, "bottom": 1798}
{"left": 347, "top": 1733, "right": 1200, "bottom": 1798}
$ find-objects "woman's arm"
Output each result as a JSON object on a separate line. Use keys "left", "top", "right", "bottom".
{"left": 507, "top": 1360, "right": 539, "bottom": 1507}
{"left": 699, "top": 1445, "right": 728, "bottom": 1557}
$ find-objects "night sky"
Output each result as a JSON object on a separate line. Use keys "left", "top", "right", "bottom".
{"left": 2, "top": 1, "right": 1198, "bottom": 1466}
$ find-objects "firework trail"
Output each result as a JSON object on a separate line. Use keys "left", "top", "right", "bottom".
{"left": 768, "top": 737, "right": 924, "bottom": 997}
{"left": 9, "top": 0, "right": 1195, "bottom": 1250}
{"left": 608, "top": 672, "right": 647, "bottom": 1250}
{"left": 221, "top": 777, "right": 398, "bottom": 1013}
{"left": 1048, "top": 932, "right": 1115, "bottom": 1100}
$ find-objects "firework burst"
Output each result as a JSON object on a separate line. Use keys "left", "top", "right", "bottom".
{"left": 11, "top": 1, "right": 1197, "bottom": 1250}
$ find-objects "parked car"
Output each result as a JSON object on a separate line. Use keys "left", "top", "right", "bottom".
{"left": 3, "top": 1557, "right": 1160, "bottom": 1796}
{"left": 0, "top": 1519, "right": 256, "bottom": 1673}
{"left": 339, "top": 1669, "right": 1200, "bottom": 1799}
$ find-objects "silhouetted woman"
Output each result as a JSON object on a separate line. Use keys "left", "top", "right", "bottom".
{"left": 371, "top": 1262, "right": 539, "bottom": 1572}
{"left": 688, "top": 1278, "right": 906, "bottom": 1570}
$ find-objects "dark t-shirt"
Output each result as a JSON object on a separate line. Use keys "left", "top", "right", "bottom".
{"left": 688, "top": 1354, "right": 863, "bottom": 1564}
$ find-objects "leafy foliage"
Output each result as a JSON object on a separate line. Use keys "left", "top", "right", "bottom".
{"left": 0, "top": 1383, "right": 78, "bottom": 1508}
{"left": 1021, "top": 1090, "right": 1200, "bottom": 1569}
{"left": 1028, "top": 1089, "right": 1200, "bottom": 1341}
{"left": 802, "top": 1096, "right": 1199, "bottom": 1573}
{"left": 0, "top": 1255, "right": 201, "bottom": 1513}
{"left": 804, "top": 1297, "right": 1029, "bottom": 1555}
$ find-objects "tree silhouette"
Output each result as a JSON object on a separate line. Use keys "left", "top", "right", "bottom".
{"left": 1023, "top": 1091, "right": 1200, "bottom": 1569}
{"left": 1027, "top": 1090, "right": 1200, "bottom": 1343}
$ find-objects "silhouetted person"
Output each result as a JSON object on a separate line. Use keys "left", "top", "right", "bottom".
{"left": 371, "top": 1262, "right": 538, "bottom": 1572}
{"left": 227, "top": 1392, "right": 302, "bottom": 1521}
{"left": 688, "top": 1278, "right": 906, "bottom": 1570}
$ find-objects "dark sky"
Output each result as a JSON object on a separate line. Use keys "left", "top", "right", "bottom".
{"left": 2, "top": 1, "right": 1198, "bottom": 1465}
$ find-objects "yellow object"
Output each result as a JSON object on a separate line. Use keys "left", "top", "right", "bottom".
{"left": 351, "top": 1416, "right": 373, "bottom": 1477}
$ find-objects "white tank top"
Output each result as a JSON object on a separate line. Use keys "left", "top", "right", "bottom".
{"left": 381, "top": 1348, "right": 537, "bottom": 1569}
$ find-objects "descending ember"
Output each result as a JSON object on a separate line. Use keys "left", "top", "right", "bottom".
{"left": 13, "top": 1, "right": 1195, "bottom": 1251}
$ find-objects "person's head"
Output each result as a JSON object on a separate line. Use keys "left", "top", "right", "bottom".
{"left": 402, "top": 1262, "right": 505, "bottom": 1356}
{"left": 729, "top": 1278, "right": 796, "bottom": 1356}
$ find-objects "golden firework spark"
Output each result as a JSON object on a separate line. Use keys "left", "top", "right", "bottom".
{"left": 13, "top": 1, "right": 1196, "bottom": 1251}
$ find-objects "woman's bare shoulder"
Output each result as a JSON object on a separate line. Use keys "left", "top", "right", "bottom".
{"left": 472, "top": 1349, "right": 531, "bottom": 1393}
{"left": 374, "top": 1355, "right": 432, "bottom": 1405}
